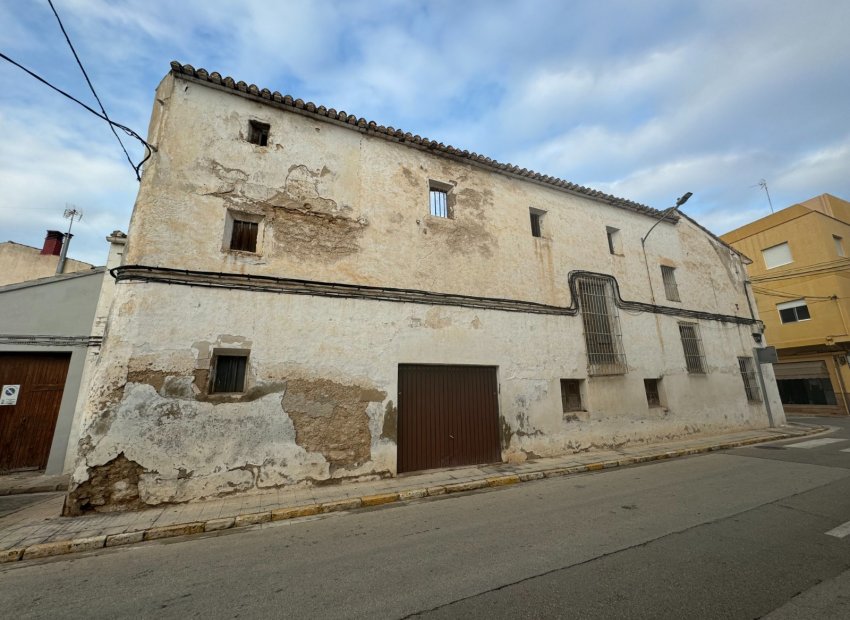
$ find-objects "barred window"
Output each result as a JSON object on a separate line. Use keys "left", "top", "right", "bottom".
{"left": 738, "top": 356, "right": 761, "bottom": 402}
{"left": 577, "top": 276, "right": 627, "bottom": 375}
{"left": 211, "top": 355, "right": 247, "bottom": 393}
{"left": 678, "top": 322, "right": 706, "bottom": 374}
{"left": 661, "top": 265, "right": 680, "bottom": 302}
{"left": 429, "top": 181, "right": 452, "bottom": 218}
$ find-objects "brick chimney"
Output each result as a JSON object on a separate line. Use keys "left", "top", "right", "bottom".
{"left": 41, "top": 230, "right": 65, "bottom": 256}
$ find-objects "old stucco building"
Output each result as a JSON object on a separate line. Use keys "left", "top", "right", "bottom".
{"left": 66, "top": 62, "right": 783, "bottom": 513}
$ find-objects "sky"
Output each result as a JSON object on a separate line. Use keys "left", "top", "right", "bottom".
{"left": 1, "top": 0, "right": 848, "bottom": 265}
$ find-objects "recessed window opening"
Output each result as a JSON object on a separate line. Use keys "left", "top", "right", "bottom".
{"left": 230, "top": 220, "right": 258, "bottom": 252}
{"left": 530, "top": 209, "right": 545, "bottom": 238}
{"left": 561, "top": 379, "right": 583, "bottom": 412}
{"left": 212, "top": 355, "right": 247, "bottom": 393}
{"left": 644, "top": 379, "right": 661, "bottom": 407}
{"left": 577, "top": 276, "right": 628, "bottom": 375}
{"left": 429, "top": 189, "right": 448, "bottom": 218}
{"left": 777, "top": 299, "right": 811, "bottom": 324}
{"left": 248, "top": 120, "right": 270, "bottom": 146}
{"left": 606, "top": 227, "right": 622, "bottom": 255}
{"left": 762, "top": 242, "right": 792, "bottom": 269}
{"left": 661, "top": 265, "right": 680, "bottom": 302}
{"left": 678, "top": 322, "right": 707, "bottom": 374}
{"left": 738, "top": 356, "right": 761, "bottom": 403}
{"left": 834, "top": 235, "right": 845, "bottom": 257}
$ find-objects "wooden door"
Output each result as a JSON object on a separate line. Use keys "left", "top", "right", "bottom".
{"left": 397, "top": 365, "right": 501, "bottom": 474}
{"left": 0, "top": 353, "right": 70, "bottom": 471}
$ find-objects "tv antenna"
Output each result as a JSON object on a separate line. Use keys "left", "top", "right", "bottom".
{"left": 56, "top": 204, "right": 83, "bottom": 274}
{"left": 755, "top": 179, "right": 774, "bottom": 214}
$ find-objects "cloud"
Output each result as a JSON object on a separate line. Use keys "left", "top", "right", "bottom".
{"left": 1, "top": 0, "right": 849, "bottom": 264}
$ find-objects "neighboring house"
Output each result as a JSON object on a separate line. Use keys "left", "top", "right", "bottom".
{"left": 722, "top": 194, "right": 850, "bottom": 415}
{"left": 65, "top": 62, "right": 783, "bottom": 514}
{"left": 0, "top": 232, "right": 125, "bottom": 474}
{"left": 0, "top": 230, "right": 94, "bottom": 287}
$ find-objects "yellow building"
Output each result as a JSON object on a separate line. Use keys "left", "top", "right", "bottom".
{"left": 721, "top": 194, "right": 850, "bottom": 415}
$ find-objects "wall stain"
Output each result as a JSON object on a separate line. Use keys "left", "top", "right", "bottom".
{"left": 381, "top": 401, "right": 397, "bottom": 441}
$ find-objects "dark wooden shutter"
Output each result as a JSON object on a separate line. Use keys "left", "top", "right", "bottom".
{"left": 230, "top": 221, "right": 258, "bottom": 252}
{"left": 212, "top": 356, "right": 247, "bottom": 393}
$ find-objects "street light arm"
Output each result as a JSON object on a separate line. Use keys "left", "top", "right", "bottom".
{"left": 640, "top": 192, "right": 692, "bottom": 246}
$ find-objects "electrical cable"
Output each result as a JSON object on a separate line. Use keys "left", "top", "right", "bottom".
{"left": 46, "top": 0, "right": 137, "bottom": 179}
{"left": 0, "top": 52, "right": 155, "bottom": 178}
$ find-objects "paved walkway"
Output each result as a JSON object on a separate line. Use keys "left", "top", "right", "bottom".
{"left": 0, "top": 471, "right": 69, "bottom": 496}
{"left": 0, "top": 423, "right": 824, "bottom": 564}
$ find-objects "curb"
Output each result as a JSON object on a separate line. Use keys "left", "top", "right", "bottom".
{"left": 0, "top": 424, "right": 824, "bottom": 565}
{"left": 0, "top": 483, "right": 68, "bottom": 497}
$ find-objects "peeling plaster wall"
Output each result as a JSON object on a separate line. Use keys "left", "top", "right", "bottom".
{"left": 67, "top": 73, "right": 780, "bottom": 512}
{"left": 128, "top": 75, "right": 751, "bottom": 313}
{"left": 70, "top": 284, "right": 770, "bottom": 512}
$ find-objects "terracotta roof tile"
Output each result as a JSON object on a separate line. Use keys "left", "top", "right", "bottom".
{"left": 169, "top": 61, "right": 675, "bottom": 221}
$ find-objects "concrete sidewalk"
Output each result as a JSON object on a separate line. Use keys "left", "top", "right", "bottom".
{"left": 0, "top": 423, "right": 824, "bottom": 564}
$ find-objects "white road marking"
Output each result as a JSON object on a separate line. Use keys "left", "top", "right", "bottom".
{"left": 786, "top": 438, "right": 848, "bottom": 449}
{"left": 825, "top": 520, "right": 850, "bottom": 539}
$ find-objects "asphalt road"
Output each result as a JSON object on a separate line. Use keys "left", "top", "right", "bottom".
{"left": 2, "top": 416, "right": 850, "bottom": 619}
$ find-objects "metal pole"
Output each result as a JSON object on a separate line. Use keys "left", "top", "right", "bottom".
{"left": 753, "top": 347, "right": 776, "bottom": 427}
{"left": 56, "top": 206, "right": 82, "bottom": 275}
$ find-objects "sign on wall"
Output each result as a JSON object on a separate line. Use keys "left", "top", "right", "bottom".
{"left": 0, "top": 385, "right": 20, "bottom": 406}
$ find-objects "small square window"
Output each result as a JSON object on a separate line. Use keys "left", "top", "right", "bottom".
{"left": 230, "top": 220, "right": 258, "bottom": 252}
{"left": 429, "top": 182, "right": 451, "bottom": 218}
{"left": 248, "top": 120, "right": 270, "bottom": 147}
{"left": 560, "top": 379, "right": 583, "bottom": 412}
{"left": 762, "top": 242, "right": 792, "bottom": 269}
{"left": 644, "top": 379, "right": 661, "bottom": 407}
{"left": 834, "top": 235, "right": 845, "bottom": 257}
{"left": 530, "top": 209, "right": 544, "bottom": 238}
{"left": 211, "top": 355, "right": 247, "bottom": 393}
{"left": 777, "top": 299, "right": 811, "bottom": 324}
{"left": 606, "top": 227, "right": 622, "bottom": 255}
{"left": 661, "top": 265, "right": 680, "bottom": 302}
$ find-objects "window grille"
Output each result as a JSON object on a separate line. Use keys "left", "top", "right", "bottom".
{"left": 212, "top": 355, "right": 247, "bottom": 393}
{"left": 738, "top": 356, "right": 761, "bottom": 402}
{"left": 230, "top": 220, "right": 258, "bottom": 252}
{"left": 429, "top": 188, "right": 449, "bottom": 218}
{"left": 777, "top": 299, "right": 811, "bottom": 324}
{"left": 577, "top": 276, "right": 627, "bottom": 375}
{"left": 248, "top": 121, "right": 270, "bottom": 147}
{"left": 561, "top": 379, "right": 583, "bottom": 412}
{"left": 661, "top": 265, "right": 680, "bottom": 302}
{"left": 678, "top": 322, "right": 706, "bottom": 374}
{"left": 644, "top": 379, "right": 661, "bottom": 407}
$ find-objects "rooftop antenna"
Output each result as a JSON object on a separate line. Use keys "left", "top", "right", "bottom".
{"left": 56, "top": 204, "right": 83, "bottom": 274}
{"left": 756, "top": 179, "right": 774, "bottom": 214}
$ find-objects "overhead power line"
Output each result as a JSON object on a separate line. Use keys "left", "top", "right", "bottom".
{"left": 0, "top": 52, "right": 154, "bottom": 179}
{"left": 46, "top": 0, "right": 136, "bottom": 179}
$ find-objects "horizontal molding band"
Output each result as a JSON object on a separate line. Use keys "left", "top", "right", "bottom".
{"left": 111, "top": 265, "right": 757, "bottom": 326}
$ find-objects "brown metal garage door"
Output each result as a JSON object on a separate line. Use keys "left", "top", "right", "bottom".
{"left": 397, "top": 365, "right": 501, "bottom": 474}
{"left": 0, "top": 353, "right": 70, "bottom": 471}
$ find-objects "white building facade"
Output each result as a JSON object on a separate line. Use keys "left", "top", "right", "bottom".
{"left": 65, "top": 63, "right": 784, "bottom": 513}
